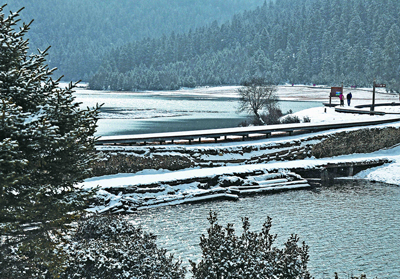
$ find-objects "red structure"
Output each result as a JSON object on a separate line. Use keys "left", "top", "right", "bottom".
{"left": 329, "top": 86, "right": 343, "bottom": 105}
{"left": 330, "top": 86, "right": 343, "bottom": 97}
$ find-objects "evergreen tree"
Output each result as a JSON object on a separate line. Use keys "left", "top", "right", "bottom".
{"left": 383, "top": 23, "right": 400, "bottom": 90}
{"left": 89, "top": 0, "right": 400, "bottom": 92}
{"left": 0, "top": 5, "right": 101, "bottom": 277}
{"left": 0, "top": 99, "right": 27, "bottom": 198}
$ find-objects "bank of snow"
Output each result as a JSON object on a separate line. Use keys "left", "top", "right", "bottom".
{"left": 279, "top": 104, "right": 400, "bottom": 185}
{"left": 84, "top": 144, "right": 400, "bottom": 192}
{"left": 282, "top": 102, "right": 400, "bottom": 185}
{"left": 82, "top": 142, "right": 400, "bottom": 213}
{"left": 352, "top": 145, "right": 400, "bottom": 185}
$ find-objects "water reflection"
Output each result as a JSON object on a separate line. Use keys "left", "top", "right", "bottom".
{"left": 128, "top": 181, "right": 400, "bottom": 278}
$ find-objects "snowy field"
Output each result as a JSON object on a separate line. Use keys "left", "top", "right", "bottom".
{"left": 145, "top": 84, "right": 399, "bottom": 104}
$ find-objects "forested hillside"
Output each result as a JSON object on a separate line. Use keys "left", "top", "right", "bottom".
{"left": 4, "top": 0, "right": 265, "bottom": 81}
{"left": 89, "top": 0, "right": 400, "bottom": 92}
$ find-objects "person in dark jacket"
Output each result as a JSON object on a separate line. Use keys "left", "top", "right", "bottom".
{"left": 346, "top": 92, "right": 352, "bottom": 106}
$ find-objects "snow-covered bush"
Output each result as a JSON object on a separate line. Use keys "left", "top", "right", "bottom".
{"left": 280, "top": 114, "right": 311, "bottom": 124}
{"left": 280, "top": 114, "right": 301, "bottom": 124}
{"left": 260, "top": 107, "right": 284, "bottom": 125}
{"left": 190, "top": 211, "right": 312, "bottom": 279}
{"left": 60, "top": 215, "right": 186, "bottom": 279}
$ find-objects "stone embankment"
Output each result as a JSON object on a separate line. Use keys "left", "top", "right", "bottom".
{"left": 87, "top": 126, "right": 400, "bottom": 213}
{"left": 94, "top": 170, "right": 311, "bottom": 214}
{"left": 92, "top": 127, "right": 400, "bottom": 176}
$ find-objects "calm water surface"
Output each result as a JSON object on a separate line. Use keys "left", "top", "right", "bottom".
{"left": 128, "top": 181, "right": 400, "bottom": 278}
{"left": 74, "top": 89, "right": 321, "bottom": 136}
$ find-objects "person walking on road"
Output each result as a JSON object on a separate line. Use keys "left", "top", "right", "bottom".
{"left": 346, "top": 92, "right": 352, "bottom": 106}
{"left": 339, "top": 92, "right": 344, "bottom": 107}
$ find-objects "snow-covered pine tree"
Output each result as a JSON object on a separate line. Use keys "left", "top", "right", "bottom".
{"left": 0, "top": 5, "right": 101, "bottom": 277}
{"left": 0, "top": 99, "right": 27, "bottom": 202}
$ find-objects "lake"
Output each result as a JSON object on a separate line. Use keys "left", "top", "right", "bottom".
{"left": 128, "top": 180, "right": 400, "bottom": 278}
{"left": 73, "top": 87, "right": 321, "bottom": 136}
{"left": 75, "top": 87, "right": 399, "bottom": 277}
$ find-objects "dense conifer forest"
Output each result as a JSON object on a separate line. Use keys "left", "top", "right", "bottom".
{"left": 88, "top": 0, "right": 400, "bottom": 92}
{"left": 4, "top": 0, "right": 264, "bottom": 81}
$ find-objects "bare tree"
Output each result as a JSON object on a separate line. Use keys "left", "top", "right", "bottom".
{"left": 237, "top": 77, "right": 278, "bottom": 125}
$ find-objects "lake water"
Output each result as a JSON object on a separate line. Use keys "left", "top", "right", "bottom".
{"left": 128, "top": 180, "right": 400, "bottom": 278}
{"left": 74, "top": 88, "right": 400, "bottom": 277}
{"left": 73, "top": 87, "right": 321, "bottom": 136}
{"left": 75, "top": 87, "right": 400, "bottom": 277}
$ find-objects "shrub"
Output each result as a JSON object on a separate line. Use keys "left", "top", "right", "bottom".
{"left": 259, "top": 107, "right": 284, "bottom": 125}
{"left": 190, "top": 211, "right": 312, "bottom": 279}
{"left": 280, "top": 115, "right": 301, "bottom": 124}
{"left": 280, "top": 114, "right": 311, "bottom": 124}
{"left": 60, "top": 215, "right": 186, "bottom": 279}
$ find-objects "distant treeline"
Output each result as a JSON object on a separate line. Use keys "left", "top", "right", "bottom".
{"left": 4, "top": 0, "right": 264, "bottom": 81}
{"left": 89, "top": 0, "right": 400, "bottom": 92}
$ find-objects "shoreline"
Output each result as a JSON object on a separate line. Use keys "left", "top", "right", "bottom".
{"left": 84, "top": 155, "right": 392, "bottom": 214}
{"left": 79, "top": 84, "right": 400, "bottom": 214}
{"left": 86, "top": 124, "right": 400, "bottom": 214}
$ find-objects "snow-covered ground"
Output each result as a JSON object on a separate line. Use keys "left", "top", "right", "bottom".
{"left": 271, "top": 85, "right": 400, "bottom": 185}
{"left": 148, "top": 84, "right": 399, "bottom": 104}
{"left": 81, "top": 85, "right": 400, "bottom": 212}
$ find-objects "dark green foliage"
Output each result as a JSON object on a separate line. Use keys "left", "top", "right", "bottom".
{"left": 278, "top": 109, "right": 312, "bottom": 124}
{"left": 0, "top": 5, "right": 101, "bottom": 277}
{"left": 279, "top": 115, "right": 311, "bottom": 124}
{"left": 0, "top": 99, "right": 27, "bottom": 190}
{"left": 90, "top": 0, "right": 400, "bottom": 92}
{"left": 60, "top": 215, "right": 186, "bottom": 279}
{"left": 190, "top": 211, "right": 312, "bottom": 279}
{"left": 261, "top": 107, "right": 284, "bottom": 125}
{"left": 280, "top": 115, "right": 301, "bottom": 124}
